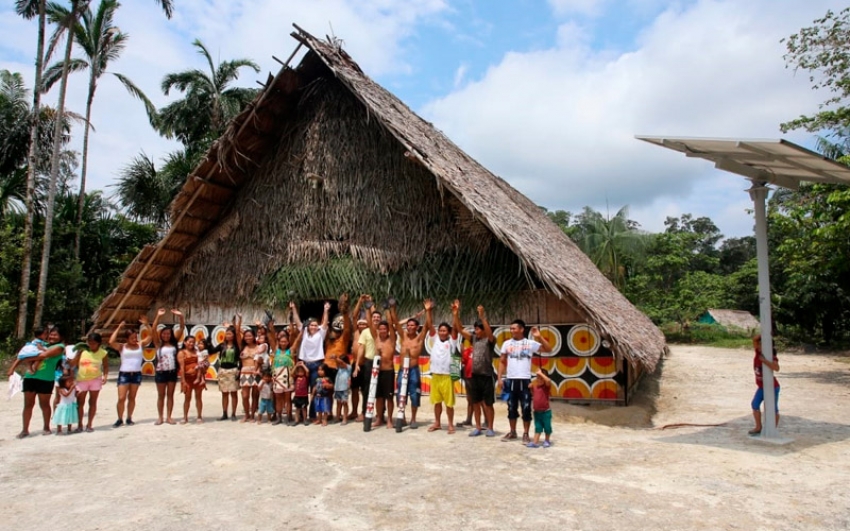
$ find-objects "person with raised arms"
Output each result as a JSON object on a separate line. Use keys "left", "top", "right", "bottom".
{"left": 390, "top": 299, "right": 432, "bottom": 429}
{"left": 108, "top": 319, "right": 145, "bottom": 428}
{"left": 453, "top": 302, "right": 498, "bottom": 437}
{"left": 146, "top": 308, "right": 184, "bottom": 425}
{"left": 426, "top": 301, "right": 459, "bottom": 434}
{"left": 297, "top": 301, "right": 330, "bottom": 421}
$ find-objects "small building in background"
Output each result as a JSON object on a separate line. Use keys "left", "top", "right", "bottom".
{"left": 698, "top": 309, "right": 760, "bottom": 335}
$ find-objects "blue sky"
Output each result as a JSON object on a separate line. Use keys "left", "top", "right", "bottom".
{"left": 1, "top": 0, "right": 844, "bottom": 237}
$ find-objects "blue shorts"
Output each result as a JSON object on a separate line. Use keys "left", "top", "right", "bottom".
{"left": 396, "top": 366, "right": 421, "bottom": 408}
{"left": 334, "top": 390, "right": 350, "bottom": 402}
{"left": 258, "top": 398, "right": 274, "bottom": 415}
{"left": 315, "top": 396, "right": 331, "bottom": 414}
{"left": 117, "top": 372, "right": 142, "bottom": 386}
{"left": 506, "top": 379, "right": 532, "bottom": 422}
{"left": 751, "top": 386, "right": 780, "bottom": 412}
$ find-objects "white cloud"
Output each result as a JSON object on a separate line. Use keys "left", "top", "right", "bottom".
{"left": 422, "top": 0, "right": 843, "bottom": 237}
{"left": 453, "top": 62, "right": 468, "bottom": 88}
{"left": 2, "top": 0, "right": 448, "bottom": 199}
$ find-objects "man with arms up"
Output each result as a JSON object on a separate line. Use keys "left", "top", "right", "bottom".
{"left": 390, "top": 299, "right": 432, "bottom": 429}
{"left": 427, "top": 301, "right": 459, "bottom": 434}
{"left": 454, "top": 301, "right": 497, "bottom": 437}
{"left": 496, "top": 319, "right": 551, "bottom": 444}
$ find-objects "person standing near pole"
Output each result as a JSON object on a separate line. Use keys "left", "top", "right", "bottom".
{"left": 427, "top": 301, "right": 459, "bottom": 434}
{"left": 390, "top": 298, "right": 432, "bottom": 429}
{"left": 496, "top": 319, "right": 551, "bottom": 444}
{"left": 749, "top": 334, "right": 780, "bottom": 436}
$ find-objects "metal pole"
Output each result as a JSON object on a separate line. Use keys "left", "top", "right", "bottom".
{"left": 748, "top": 182, "right": 778, "bottom": 438}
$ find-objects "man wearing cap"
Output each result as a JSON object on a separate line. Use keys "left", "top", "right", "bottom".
{"left": 454, "top": 302, "right": 498, "bottom": 437}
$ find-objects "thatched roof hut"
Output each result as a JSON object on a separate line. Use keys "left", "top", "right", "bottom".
{"left": 93, "top": 26, "right": 666, "bottom": 404}
{"left": 698, "top": 309, "right": 760, "bottom": 334}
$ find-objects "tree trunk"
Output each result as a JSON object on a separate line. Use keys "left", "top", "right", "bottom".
{"left": 16, "top": 0, "right": 47, "bottom": 339}
{"left": 74, "top": 70, "right": 97, "bottom": 261}
{"left": 33, "top": 4, "right": 78, "bottom": 328}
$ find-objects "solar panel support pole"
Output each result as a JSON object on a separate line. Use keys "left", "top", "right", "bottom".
{"left": 748, "top": 182, "right": 778, "bottom": 439}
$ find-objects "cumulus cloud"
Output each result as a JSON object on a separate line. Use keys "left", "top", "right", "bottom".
{"left": 1, "top": 0, "right": 448, "bottom": 198}
{"left": 422, "top": 0, "right": 841, "bottom": 236}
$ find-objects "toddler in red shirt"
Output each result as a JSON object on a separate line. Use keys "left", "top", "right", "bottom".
{"left": 527, "top": 369, "right": 553, "bottom": 448}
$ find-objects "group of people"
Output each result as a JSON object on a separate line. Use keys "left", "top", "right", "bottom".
{"left": 9, "top": 294, "right": 557, "bottom": 447}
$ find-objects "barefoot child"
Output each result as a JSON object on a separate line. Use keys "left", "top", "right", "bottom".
{"left": 334, "top": 355, "right": 352, "bottom": 425}
{"left": 750, "top": 334, "right": 780, "bottom": 436}
{"left": 53, "top": 375, "right": 79, "bottom": 435}
{"left": 195, "top": 339, "right": 211, "bottom": 387}
{"left": 293, "top": 363, "right": 310, "bottom": 425}
{"left": 527, "top": 369, "right": 553, "bottom": 448}
{"left": 256, "top": 369, "right": 275, "bottom": 424}
{"left": 313, "top": 364, "right": 333, "bottom": 426}
{"left": 10, "top": 326, "right": 48, "bottom": 375}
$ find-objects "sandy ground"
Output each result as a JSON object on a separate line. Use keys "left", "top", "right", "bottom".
{"left": 2, "top": 345, "right": 850, "bottom": 531}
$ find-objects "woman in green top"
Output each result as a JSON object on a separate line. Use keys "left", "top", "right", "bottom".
{"left": 9, "top": 327, "right": 65, "bottom": 438}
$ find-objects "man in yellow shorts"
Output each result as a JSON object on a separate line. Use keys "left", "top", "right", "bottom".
{"left": 426, "top": 301, "right": 459, "bottom": 434}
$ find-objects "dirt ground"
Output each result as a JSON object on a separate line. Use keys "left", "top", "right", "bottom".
{"left": 2, "top": 345, "right": 849, "bottom": 531}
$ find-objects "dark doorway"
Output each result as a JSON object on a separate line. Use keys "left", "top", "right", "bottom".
{"left": 298, "top": 299, "right": 341, "bottom": 322}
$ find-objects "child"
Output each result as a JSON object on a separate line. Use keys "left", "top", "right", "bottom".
{"left": 312, "top": 364, "right": 333, "bottom": 426}
{"left": 334, "top": 355, "right": 352, "bottom": 426}
{"left": 256, "top": 369, "right": 275, "bottom": 424}
{"left": 750, "top": 334, "right": 780, "bottom": 436}
{"left": 292, "top": 363, "right": 310, "bottom": 426}
{"left": 11, "top": 326, "right": 48, "bottom": 375}
{"left": 195, "top": 339, "right": 211, "bottom": 387}
{"left": 53, "top": 375, "right": 79, "bottom": 435}
{"left": 527, "top": 369, "right": 553, "bottom": 448}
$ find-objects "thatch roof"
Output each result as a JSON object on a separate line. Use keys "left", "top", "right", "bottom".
{"left": 93, "top": 25, "right": 666, "bottom": 371}
{"left": 704, "top": 309, "right": 760, "bottom": 332}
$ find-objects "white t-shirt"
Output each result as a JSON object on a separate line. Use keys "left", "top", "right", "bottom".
{"left": 429, "top": 333, "right": 456, "bottom": 375}
{"left": 119, "top": 345, "right": 144, "bottom": 373}
{"left": 299, "top": 327, "right": 328, "bottom": 363}
{"left": 501, "top": 338, "right": 541, "bottom": 380}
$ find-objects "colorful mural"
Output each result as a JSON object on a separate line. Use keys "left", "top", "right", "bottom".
{"left": 138, "top": 323, "right": 621, "bottom": 402}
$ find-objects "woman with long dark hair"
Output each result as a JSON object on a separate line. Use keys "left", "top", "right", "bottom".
{"left": 72, "top": 332, "right": 110, "bottom": 433}
{"left": 211, "top": 316, "right": 242, "bottom": 421}
{"left": 145, "top": 308, "right": 184, "bottom": 425}
{"left": 178, "top": 335, "right": 205, "bottom": 423}
{"left": 239, "top": 325, "right": 263, "bottom": 422}
{"left": 109, "top": 320, "right": 144, "bottom": 427}
{"left": 8, "top": 326, "right": 65, "bottom": 438}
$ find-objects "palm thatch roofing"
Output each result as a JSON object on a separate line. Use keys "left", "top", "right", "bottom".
{"left": 702, "top": 309, "right": 760, "bottom": 333}
{"left": 93, "top": 25, "right": 666, "bottom": 371}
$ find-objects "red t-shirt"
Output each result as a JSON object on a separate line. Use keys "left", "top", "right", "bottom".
{"left": 532, "top": 381, "right": 550, "bottom": 412}
{"left": 754, "top": 350, "right": 779, "bottom": 389}
{"left": 294, "top": 376, "right": 309, "bottom": 397}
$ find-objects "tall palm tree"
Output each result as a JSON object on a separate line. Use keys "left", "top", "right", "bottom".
{"left": 33, "top": 0, "right": 90, "bottom": 328}
{"left": 14, "top": 0, "right": 47, "bottom": 338}
{"left": 158, "top": 39, "right": 259, "bottom": 147}
{"left": 42, "top": 0, "right": 156, "bottom": 260}
{"left": 578, "top": 205, "right": 647, "bottom": 290}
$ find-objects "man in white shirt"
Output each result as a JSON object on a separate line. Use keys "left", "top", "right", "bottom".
{"left": 496, "top": 319, "right": 551, "bottom": 444}
{"left": 426, "top": 301, "right": 459, "bottom": 434}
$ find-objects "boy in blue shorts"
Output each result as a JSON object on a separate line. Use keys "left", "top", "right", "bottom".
{"left": 750, "top": 334, "right": 780, "bottom": 436}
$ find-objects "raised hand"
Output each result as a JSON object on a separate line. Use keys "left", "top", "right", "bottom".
{"left": 171, "top": 309, "right": 183, "bottom": 317}
{"left": 477, "top": 305, "right": 485, "bottom": 317}
{"left": 138, "top": 315, "right": 149, "bottom": 325}
{"left": 451, "top": 299, "right": 460, "bottom": 313}
{"left": 530, "top": 326, "right": 541, "bottom": 338}
{"left": 156, "top": 308, "right": 166, "bottom": 317}
{"left": 324, "top": 301, "right": 331, "bottom": 312}
{"left": 423, "top": 298, "right": 434, "bottom": 311}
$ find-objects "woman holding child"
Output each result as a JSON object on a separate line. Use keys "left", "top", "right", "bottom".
{"left": 9, "top": 326, "right": 65, "bottom": 438}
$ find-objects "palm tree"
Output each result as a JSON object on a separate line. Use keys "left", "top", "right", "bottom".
{"left": 14, "top": 0, "right": 47, "bottom": 338}
{"left": 577, "top": 205, "right": 647, "bottom": 290}
{"left": 113, "top": 149, "right": 193, "bottom": 228}
{"left": 32, "top": 0, "right": 89, "bottom": 328}
{"left": 42, "top": 0, "right": 156, "bottom": 260}
{"left": 158, "top": 39, "right": 259, "bottom": 147}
